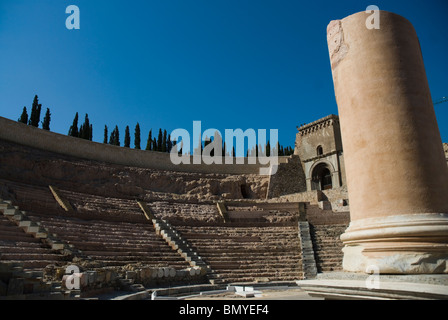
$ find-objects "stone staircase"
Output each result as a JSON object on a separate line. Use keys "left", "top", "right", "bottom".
{"left": 298, "top": 221, "right": 318, "bottom": 279}
{"left": 148, "top": 200, "right": 305, "bottom": 284}
{"left": 0, "top": 180, "right": 192, "bottom": 270}
{"left": 173, "top": 223, "right": 304, "bottom": 284}
{"left": 0, "top": 199, "right": 70, "bottom": 269}
{"left": 25, "top": 212, "right": 190, "bottom": 269}
{"left": 138, "top": 201, "right": 215, "bottom": 283}
{"left": 0, "top": 199, "right": 80, "bottom": 298}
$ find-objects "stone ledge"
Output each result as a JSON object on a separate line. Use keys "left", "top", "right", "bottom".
{"left": 297, "top": 272, "right": 448, "bottom": 300}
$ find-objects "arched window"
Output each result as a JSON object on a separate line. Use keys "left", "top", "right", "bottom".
{"left": 317, "top": 145, "right": 323, "bottom": 156}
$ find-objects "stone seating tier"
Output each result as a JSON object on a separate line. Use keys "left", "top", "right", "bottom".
{"left": 0, "top": 214, "right": 64, "bottom": 269}
{"left": 24, "top": 211, "right": 190, "bottom": 269}
{"left": 309, "top": 224, "right": 348, "bottom": 273}
{"left": 173, "top": 224, "right": 303, "bottom": 283}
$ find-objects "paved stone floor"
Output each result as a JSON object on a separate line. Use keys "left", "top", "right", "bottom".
{"left": 185, "top": 288, "right": 323, "bottom": 300}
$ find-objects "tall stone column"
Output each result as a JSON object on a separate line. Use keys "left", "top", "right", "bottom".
{"left": 327, "top": 11, "right": 448, "bottom": 273}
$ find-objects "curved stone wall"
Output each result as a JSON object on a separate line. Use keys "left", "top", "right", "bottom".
{"left": 0, "top": 116, "right": 268, "bottom": 175}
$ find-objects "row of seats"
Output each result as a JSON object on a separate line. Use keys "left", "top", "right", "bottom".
{"left": 0, "top": 178, "right": 349, "bottom": 284}
{"left": 0, "top": 212, "right": 64, "bottom": 269}
{"left": 0, "top": 180, "right": 190, "bottom": 270}
{"left": 305, "top": 204, "right": 349, "bottom": 273}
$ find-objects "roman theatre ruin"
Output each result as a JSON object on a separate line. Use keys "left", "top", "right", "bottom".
{"left": 0, "top": 9, "right": 447, "bottom": 300}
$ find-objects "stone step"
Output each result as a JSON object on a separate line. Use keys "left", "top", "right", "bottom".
{"left": 0, "top": 253, "right": 64, "bottom": 261}
{"left": 0, "top": 246, "right": 57, "bottom": 254}
{"left": 0, "top": 232, "right": 41, "bottom": 243}
{"left": 2, "top": 260, "right": 59, "bottom": 269}
{"left": 208, "top": 262, "right": 302, "bottom": 270}
{"left": 65, "top": 241, "right": 177, "bottom": 252}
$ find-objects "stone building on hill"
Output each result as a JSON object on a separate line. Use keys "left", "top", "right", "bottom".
{"left": 294, "top": 114, "right": 346, "bottom": 192}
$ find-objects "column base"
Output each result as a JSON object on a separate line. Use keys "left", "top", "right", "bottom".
{"left": 340, "top": 213, "right": 448, "bottom": 274}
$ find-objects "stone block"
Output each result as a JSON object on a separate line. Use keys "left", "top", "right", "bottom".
{"left": 51, "top": 243, "right": 66, "bottom": 250}
{"left": 318, "top": 200, "right": 331, "bottom": 210}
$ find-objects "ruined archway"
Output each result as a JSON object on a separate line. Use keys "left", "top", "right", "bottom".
{"left": 311, "top": 163, "right": 333, "bottom": 190}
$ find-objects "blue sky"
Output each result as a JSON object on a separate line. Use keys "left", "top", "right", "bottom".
{"left": 0, "top": 0, "right": 447, "bottom": 151}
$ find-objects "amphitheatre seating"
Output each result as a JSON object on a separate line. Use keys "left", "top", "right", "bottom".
{"left": 0, "top": 179, "right": 190, "bottom": 270}
{"left": 0, "top": 176, "right": 350, "bottom": 284}
{"left": 149, "top": 201, "right": 304, "bottom": 284}
{"left": 305, "top": 203, "right": 350, "bottom": 273}
{"left": 175, "top": 224, "right": 304, "bottom": 283}
{"left": 224, "top": 201, "right": 302, "bottom": 223}
{"left": 0, "top": 203, "right": 65, "bottom": 270}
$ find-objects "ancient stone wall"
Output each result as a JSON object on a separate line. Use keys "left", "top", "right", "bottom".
{"left": 0, "top": 140, "right": 269, "bottom": 201}
{"left": 0, "top": 116, "right": 268, "bottom": 175}
{"left": 266, "top": 155, "right": 307, "bottom": 198}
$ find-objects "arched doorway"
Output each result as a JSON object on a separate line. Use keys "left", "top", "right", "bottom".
{"left": 311, "top": 163, "right": 333, "bottom": 190}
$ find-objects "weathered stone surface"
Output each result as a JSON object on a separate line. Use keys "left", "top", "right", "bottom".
{"left": 0, "top": 139, "right": 268, "bottom": 203}
{"left": 327, "top": 10, "right": 448, "bottom": 274}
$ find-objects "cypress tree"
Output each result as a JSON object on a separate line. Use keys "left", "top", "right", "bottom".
{"left": 114, "top": 126, "right": 120, "bottom": 146}
{"left": 18, "top": 107, "right": 28, "bottom": 124}
{"left": 266, "top": 140, "right": 271, "bottom": 157}
{"left": 103, "top": 125, "right": 108, "bottom": 144}
{"left": 41, "top": 108, "right": 51, "bottom": 130}
{"left": 153, "top": 137, "right": 157, "bottom": 151}
{"left": 78, "top": 114, "right": 92, "bottom": 140}
{"left": 109, "top": 125, "right": 120, "bottom": 146}
{"left": 134, "top": 123, "right": 141, "bottom": 149}
{"left": 167, "top": 134, "right": 172, "bottom": 153}
{"left": 145, "top": 129, "right": 152, "bottom": 151}
{"left": 108, "top": 127, "right": 115, "bottom": 145}
{"left": 157, "top": 129, "right": 163, "bottom": 151}
{"left": 28, "top": 95, "right": 42, "bottom": 127}
{"left": 89, "top": 124, "right": 93, "bottom": 141}
{"left": 124, "top": 126, "right": 131, "bottom": 148}
{"left": 162, "top": 129, "right": 167, "bottom": 152}
{"left": 68, "top": 112, "right": 79, "bottom": 137}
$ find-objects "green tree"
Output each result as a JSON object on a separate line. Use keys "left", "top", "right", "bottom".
{"left": 134, "top": 123, "right": 141, "bottom": 149}
{"left": 157, "top": 129, "right": 163, "bottom": 151}
{"left": 89, "top": 124, "right": 93, "bottom": 141}
{"left": 41, "top": 108, "right": 51, "bottom": 130}
{"left": 145, "top": 129, "right": 152, "bottom": 151}
{"left": 78, "top": 114, "right": 92, "bottom": 140}
{"left": 28, "top": 95, "right": 42, "bottom": 127}
{"left": 18, "top": 107, "right": 28, "bottom": 124}
{"left": 68, "top": 112, "right": 79, "bottom": 137}
{"left": 109, "top": 125, "right": 120, "bottom": 146}
{"left": 162, "top": 129, "right": 167, "bottom": 152}
{"left": 167, "top": 134, "right": 172, "bottom": 153}
{"left": 124, "top": 125, "right": 131, "bottom": 148}
{"left": 108, "top": 127, "right": 115, "bottom": 145}
{"left": 103, "top": 125, "right": 108, "bottom": 144}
